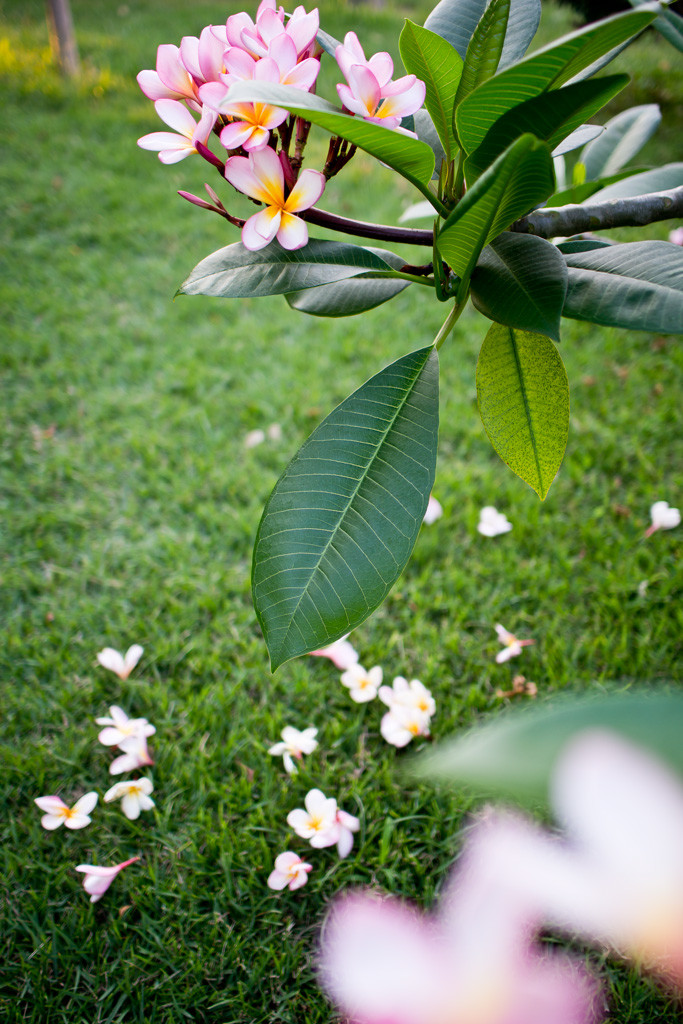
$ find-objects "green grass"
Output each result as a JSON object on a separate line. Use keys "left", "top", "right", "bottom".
{"left": 1, "top": 1, "right": 682, "bottom": 1021}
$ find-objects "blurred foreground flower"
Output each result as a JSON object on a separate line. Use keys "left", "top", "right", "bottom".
{"left": 341, "top": 663, "right": 383, "bottom": 703}
{"left": 104, "top": 778, "right": 155, "bottom": 820}
{"left": 669, "top": 227, "right": 683, "bottom": 245}
{"left": 75, "top": 856, "right": 140, "bottom": 903}
{"left": 423, "top": 495, "right": 443, "bottom": 524}
{"left": 268, "top": 725, "right": 319, "bottom": 774}
{"left": 287, "top": 788, "right": 339, "bottom": 848}
{"left": 96, "top": 705, "right": 155, "bottom": 747}
{"left": 310, "top": 634, "right": 359, "bottom": 670}
{"left": 645, "top": 500, "right": 680, "bottom": 537}
{"left": 35, "top": 792, "right": 98, "bottom": 830}
{"left": 267, "top": 851, "right": 312, "bottom": 891}
{"left": 96, "top": 644, "right": 144, "bottom": 680}
{"left": 495, "top": 624, "right": 535, "bottom": 664}
{"left": 478, "top": 506, "right": 512, "bottom": 537}
{"left": 109, "top": 734, "right": 154, "bottom": 775}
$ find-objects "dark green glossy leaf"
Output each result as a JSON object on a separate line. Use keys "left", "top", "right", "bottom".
{"left": 425, "top": 0, "right": 540, "bottom": 69}
{"left": 588, "top": 161, "right": 683, "bottom": 201}
{"left": 253, "top": 347, "right": 439, "bottom": 670}
{"left": 436, "top": 135, "right": 555, "bottom": 282}
{"left": 476, "top": 324, "right": 569, "bottom": 499}
{"left": 453, "top": 0, "right": 510, "bottom": 111}
{"left": 471, "top": 233, "right": 567, "bottom": 341}
{"left": 414, "top": 691, "right": 683, "bottom": 804}
{"left": 563, "top": 240, "right": 683, "bottom": 334}
{"left": 556, "top": 238, "right": 614, "bottom": 253}
{"left": 399, "top": 20, "right": 463, "bottom": 160}
{"left": 179, "top": 239, "right": 398, "bottom": 298}
{"left": 286, "top": 277, "right": 409, "bottom": 317}
{"left": 579, "top": 103, "right": 661, "bottom": 180}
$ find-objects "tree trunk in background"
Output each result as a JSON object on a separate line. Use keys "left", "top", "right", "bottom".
{"left": 46, "top": 0, "right": 80, "bottom": 78}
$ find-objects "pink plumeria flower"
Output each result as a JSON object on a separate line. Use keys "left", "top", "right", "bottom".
{"left": 96, "top": 644, "right": 144, "bottom": 680}
{"left": 75, "top": 856, "right": 140, "bottom": 903}
{"left": 224, "top": 146, "right": 325, "bottom": 251}
{"left": 645, "top": 500, "right": 680, "bottom": 537}
{"left": 380, "top": 705, "right": 431, "bottom": 748}
{"left": 287, "top": 788, "right": 339, "bottom": 848}
{"left": 423, "top": 494, "right": 443, "bottom": 524}
{"left": 341, "top": 663, "right": 383, "bottom": 703}
{"left": 335, "top": 35, "right": 425, "bottom": 133}
{"left": 200, "top": 56, "right": 289, "bottom": 152}
{"left": 336, "top": 808, "right": 360, "bottom": 858}
{"left": 495, "top": 624, "right": 535, "bottom": 663}
{"left": 35, "top": 792, "right": 98, "bottom": 830}
{"left": 228, "top": 1, "right": 319, "bottom": 62}
{"left": 109, "top": 734, "right": 154, "bottom": 776}
{"left": 138, "top": 99, "right": 216, "bottom": 164}
{"left": 669, "top": 226, "right": 683, "bottom": 245}
{"left": 178, "top": 26, "right": 229, "bottom": 87}
{"left": 310, "top": 634, "right": 359, "bottom": 670}
{"left": 335, "top": 31, "right": 394, "bottom": 89}
{"left": 478, "top": 506, "right": 512, "bottom": 537}
{"left": 137, "top": 43, "right": 199, "bottom": 106}
{"left": 104, "top": 778, "right": 155, "bottom": 820}
{"left": 95, "top": 705, "right": 155, "bottom": 747}
{"left": 218, "top": 33, "right": 319, "bottom": 93}
{"left": 268, "top": 725, "right": 318, "bottom": 774}
{"left": 379, "top": 676, "right": 436, "bottom": 718}
{"left": 267, "top": 851, "right": 313, "bottom": 891}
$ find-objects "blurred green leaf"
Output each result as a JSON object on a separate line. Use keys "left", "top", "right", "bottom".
{"left": 588, "top": 161, "right": 683, "bottom": 200}
{"left": 627, "top": 0, "right": 683, "bottom": 51}
{"left": 453, "top": 0, "right": 510, "bottom": 112}
{"left": 399, "top": 20, "right": 463, "bottom": 161}
{"left": 579, "top": 103, "right": 662, "bottom": 180}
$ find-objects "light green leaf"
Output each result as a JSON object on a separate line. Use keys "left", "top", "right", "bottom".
{"left": 252, "top": 348, "right": 439, "bottom": 670}
{"left": 221, "top": 82, "right": 435, "bottom": 198}
{"left": 179, "top": 239, "right": 399, "bottom": 298}
{"left": 551, "top": 123, "right": 603, "bottom": 157}
{"left": 471, "top": 233, "right": 567, "bottom": 341}
{"left": 286, "top": 277, "right": 409, "bottom": 317}
{"left": 414, "top": 691, "right": 683, "bottom": 804}
{"left": 588, "top": 161, "right": 683, "bottom": 200}
{"left": 436, "top": 135, "right": 555, "bottom": 282}
{"left": 547, "top": 166, "right": 647, "bottom": 206}
{"left": 456, "top": 4, "right": 659, "bottom": 154}
{"left": 399, "top": 20, "right": 463, "bottom": 161}
{"left": 580, "top": 103, "right": 661, "bottom": 180}
{"left": 476, "top": 324, "right": 569, "bottom": 499}
{"left": 563, "top": 240, "right": 683, "bottom": 334}
{"left": 425, "top": 0, "right": 540, "bottom": 68}
{"left": 453, "top": 0, "right": 510, "bottom": 111}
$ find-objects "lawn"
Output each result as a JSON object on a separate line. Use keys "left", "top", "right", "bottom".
{"left": 1, "top": 0, "right": 682, "bottom": 1021}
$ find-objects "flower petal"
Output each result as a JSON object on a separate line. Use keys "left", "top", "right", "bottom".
{"left": 284, "top": 168, "right": 325, "bottom": 213}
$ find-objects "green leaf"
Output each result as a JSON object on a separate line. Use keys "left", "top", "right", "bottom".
{"left": 222, "top": 82, "right": 435, "bottom": 198}
{"left": 551, "top": 122, "right": 603, "bottom": 157}
{"left": 588, "top": 161, "right": 683, "bottom": 200}
{"left": 425, "top": 0, "right": 540, "bottom": 69}
{"left": 455, "top": 4, "right": 659, "bottom": 154}
{"left": 436, "top": 135, "right": 555, "bottom": 282}
{"left": 563, "top": 240, "right": 683, "bottom": 335}
{"left": 414, "top": 109, "right": 448, "bottom": 177}
{"left": 252, "top": 348, "right": 440, "bottom": 670}
{"left": 628, "top": 0, "right": 683, "bottom": 51}
{"left": 547, "top": 166, "right": 647, "bottom": 206}
{"left": 476, "top": 324, "right": 569, "bottom": 499}
{"left": 471, "top": 233, "right": 567, "bottom": 341}
{"left": 453, "top": 0, "right": 510, "bottom": 111}
{"left": 178, "top": 239, "right": 400, "bottom": 299}
{"left": 464, "top": 74, "right": 628, "bottom": 180}
{"left": 414, "top": 691, "right": 683, "bottom": 804}
{"left": 556, "top": 237, "right": 614, "bottom": 253}
{"left": 286, "top": 277, "right": 409, "bottom": 318}
{"left": 315, "top": 26, "right": 342, "bottom": 59}
{"left": 580, "top": 103, "right": 661, "bottom": 180}
{"left": 399, "top": 20, "right": 463, "bottom": 161}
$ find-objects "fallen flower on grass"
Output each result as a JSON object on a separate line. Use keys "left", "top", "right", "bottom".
{"left": 335, "top": 808, "right": 360, "bottom": 859}
{"left": 96, "top": 705, "right": 156, "bottom": 747}
{"left": 495, "top": 675, "right": 538, "bottom": 700}
{"left": 267, "top": 851, "right": 313, "bottom": 891}
{"left": 109, "top": 734, "right": 154, "bottom": 775}
{"left": 645, "top": 500, "right": 681, "bottom": 537}
{"left": 244, "top": 428, "right": 266, "bottom": 448}
{"left": 287, "top": 788, "right": 339, "bottom": 848}
{"left": 423, "top": 495, "right": 443, "bottom": 524}
{"left": 310, "top": 635, "right": 359, "bottom": 670}
{"left": 379, "top": 676, "right": 435, "bottom": 718}
{"left": 478, "top": 506, "right": 512, "bottom": 537}
{"left": 104, "top": 778, "right": 155, "bottom": 820}
{"left": 380, "top": 705, "right": 431, "bottom": 748}
{"left": 35, "top": 792, "right": 98, "bottom": 830}
{"left": 268, "top": 725, "right": 319, "bottom": 774}
{"left": 96, "top": 644, "right": 144, "bottom": 680}
{"left": 341, "top": 663, "right": 383, "bottom": 703}
{"left": 495, "top": 624, "right": 535, "bottom": 664}
{"left": 75, "top": 856, "right": 141, "bottom": 903}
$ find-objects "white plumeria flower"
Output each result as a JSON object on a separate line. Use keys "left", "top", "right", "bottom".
{"left": 267, "top": 851, "right": 313, "bottom": 891}
{"left": 336, "top": 808, "right": 361, "bottom": 859}
{"left": 35, "top": 792, "right": 98, "bottom": 830}
{"left": 310, "top": 634, "right": 359, "bottom": 670}
{"left": 109, "top": 734, "right": 154, "bottom": 775}
{"left": 646, "top": 500, "right": 681, "bottom": 537}
{"left": 287, "top": 788, "right": 339, "bottom": 848}
{"left": 478, "top": 506, "right": 512, "bottom": 537}
{"left": 341, "top": 664, "right": 383, "bottom": 703}
{"left": 75, "top": 856, "right": 140, "bottom": 903}
{"left": 494, "top": 624, "right": 535, "bottom": 664}
{"left": 137, "top": 98, "right": 216, "bottom": 163}
{"left": 104, "top": 777, "right": 155, "bottom": 820}
{"left": 423, "top": 495, "right": 443, "bottom": 525}
{"left": 380, "top": 706, "right": 431, "bottom": 748}
{"left": 379, "top": 677, "right": 435, "bottom": 718}
{"left": 96, "top": 644, "right": 144, "bottom": 680}
{"left": 95, "top": 705, "right": 156, "bottom": 747}
{"left": 268, "top": 725, "right": 318, "bottom": 775}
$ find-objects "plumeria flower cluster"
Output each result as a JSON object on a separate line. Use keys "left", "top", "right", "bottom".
{"left": 268, "top": 788, "right": 360, "bottom": 893}
{"left": 136, "top": 2, "right": 426, "bottom": 252}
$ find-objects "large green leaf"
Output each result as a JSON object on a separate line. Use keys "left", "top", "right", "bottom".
{"left": 588, "top": 161, "right": 683, "bottom": 200}
{"left": 464, "top": 74, "right": 628, "bottom": 180}
{"left": 455, "top": 4, "right": 659, "bottom": 154}
{"left": 579, "top": 103, "right": 661, "bottom": 180}
{"left": 628, "top": 0, "right": 683, "bottom": 51}
{"left": 471, "top": 233, "right": 567, "bottom": 341}
{"left": 476, "top": 324, "right": 569, "bottom": 499}
{"left": 286, "top": 277, "right": 409, "bottom": 317}
{"left": 436, "top": 135, "right": 555, "bottom": 282}
{"left": 414, "top": 109, "right": 447, "bottom": 177}
{"left": 399, "top": 20, "right": 463, "bottom": 161}
{"left": 452, "top": 0, "right": 510, "bottom": 111}
{"left": 253, "top": 348, "right": 439, "bottom": 670}
{"left": 414, "top": 691, "right": 683, "bottom": 804}
{"left": 220, "top": 82, "right": 435, "bottom": 198}
{"left": 563, "top": 240, "right": 683, "bottom": 334}
{"left": 179, "top": 239, "right": 399, "bottom": 299}
{"left": 425, "top": 0, "right": 540, "bottom": 69}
